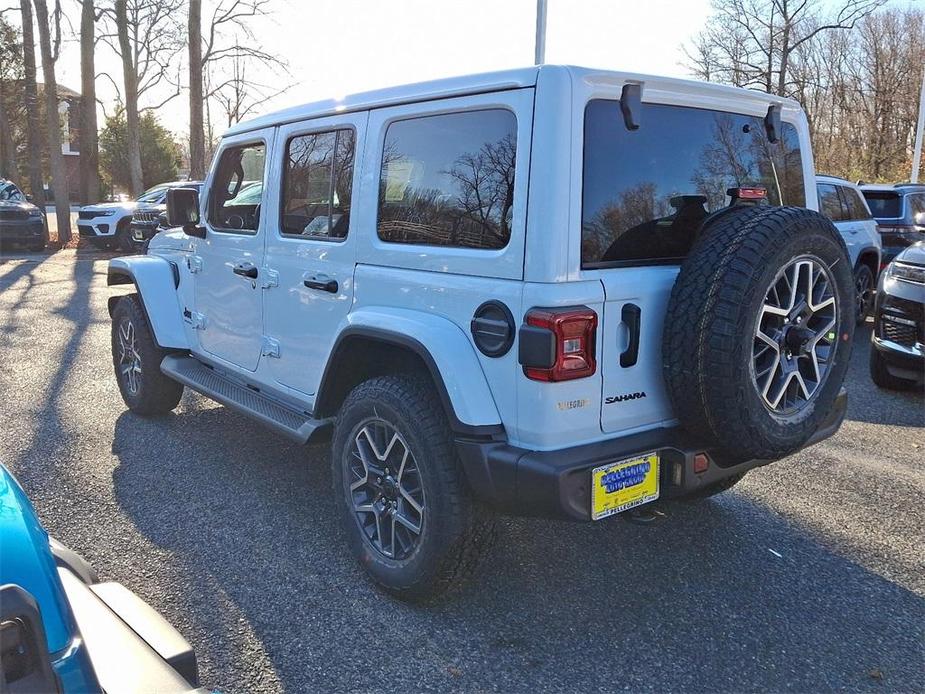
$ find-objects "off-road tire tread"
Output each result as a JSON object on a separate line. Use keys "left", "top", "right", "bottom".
{"left": 332, "top": 374, "right": 496, "bottom": 602}
{"left": 112, "top": 294, "right": 184, "bottom": 415}
{"left": 663, "top": 206, "right": 853, "bottom": 460}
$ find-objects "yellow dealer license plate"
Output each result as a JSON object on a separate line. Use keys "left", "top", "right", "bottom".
{"left": 591, "top": 453, "right": 659, "bottom": 520}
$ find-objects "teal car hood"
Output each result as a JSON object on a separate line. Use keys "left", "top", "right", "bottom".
{"left": 0, "top": 465, "right": 74, "bottom": 653}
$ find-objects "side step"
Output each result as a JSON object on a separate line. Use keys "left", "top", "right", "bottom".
{"left": 161, "top": 354, "right": 331, "bottom": 444}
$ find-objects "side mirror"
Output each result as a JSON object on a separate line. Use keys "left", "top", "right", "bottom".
{"left": 166, "top": 187, "right": 206, "bottom": 239}
{"left": 0, "top": 585, "right": 61, "bottom": 693}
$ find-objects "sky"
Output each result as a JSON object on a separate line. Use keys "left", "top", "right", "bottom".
{"left": 42, "top": 0, "right": 713, "bottom": 138}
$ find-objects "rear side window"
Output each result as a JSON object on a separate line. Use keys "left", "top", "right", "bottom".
{"left": 281, "top": 128, "right": 355, "bottom": 239}
{"left": 377, "top": 109, "right": 517, "bottom": 250}
{"left": 862, "top": 191, "right": 902, "bottom": 219}
{"left": 208, "top": 142, "right": 265, "bottom": 233}
{"left": 581, "top": 100, "right": 805, "bottom": 266}
{"left": 841, "top": 186, "right": 871, "bottom": 220}
{"left": 817, "top": 184, "right": 846, "bottom": 221}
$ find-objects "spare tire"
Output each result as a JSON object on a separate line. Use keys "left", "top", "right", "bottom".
{"left": 663, "top": 206, "right": 854, "bottom": 461}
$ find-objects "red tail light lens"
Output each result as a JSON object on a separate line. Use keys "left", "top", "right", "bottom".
{"left": 522, "top": 307, "right": 597, "bottom": 382}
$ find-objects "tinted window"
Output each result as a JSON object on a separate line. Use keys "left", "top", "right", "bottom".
{"left": 581, "top": 101, "right": 806, "bottom": 266}
{"left": 377, "top": 109, "right": 517, "bottom": 250}
{"left": 137, "top": 186, "right": 168, "bottom": 203}
{"left": 862, "top": 191, "right": 902, "bottom": 219}
{"left": 281, "top": 129, "right": 355, "bottom": 239}
{"left": 208, "top": 143, "right": 265, "bottom": 232}
{"left": 817, "top": 184, "right": 846, "bottom": 221}
{"left": 908, "top": 193, "right": 925, "bottom": 218}
{"left": 841, "top": 186, "right": 871, "bottom": 220}
{"left": 0, "top": 183, "right": 24, "bottom": 202}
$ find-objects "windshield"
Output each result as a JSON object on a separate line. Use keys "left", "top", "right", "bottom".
{"left": 137, "top": 186, "right": 168, "bottom": 203}
{"left": 581, "top": 100, "right": 805, "bottom": 266}
{"left": 862, "top": 191, "right": 902, "bottom": 219}
{"left": 0, "top": 183, "right": 26, "bottom": 202}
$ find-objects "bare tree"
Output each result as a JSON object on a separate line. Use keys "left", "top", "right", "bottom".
{"left": 78, "top": 0, "right": 100, "bottom": 203}
{"left": 18, "top": 0, "right": 45, "bottom": 206}
{"left": 685, "top": 0, "right": 886, "bottom": 98}
{"left": 108, "top": 0, "right": 184, "bottom": 195}
{"left": 32, "top": 0, "right": 71, "bottom": 242}
{"left": 188, "top": 0, "right": 285, "bottom": 174}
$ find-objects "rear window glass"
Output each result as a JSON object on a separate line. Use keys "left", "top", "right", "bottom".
{"left": 842, "top": 186, "right": 871, "bottom": 220}
{"left": 581, "top": 100, "right": 806, "bottom": 267}
{"left": 377, "top": 109, "right": 517, "bottom": 250}
{"left": 862, "top": 192, "right": 901, "bottom": 218}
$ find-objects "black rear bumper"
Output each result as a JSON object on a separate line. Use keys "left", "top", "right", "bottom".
{"left": 457, "top": 389, "right": 848, "bottom": 521}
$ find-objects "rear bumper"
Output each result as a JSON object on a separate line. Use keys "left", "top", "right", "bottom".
{"left": 457, "top": 389, "right": 848, "bottom": 521}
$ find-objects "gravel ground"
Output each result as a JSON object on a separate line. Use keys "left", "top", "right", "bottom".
{"left": 1, "top": 248, "right": 923, "bottom": 693}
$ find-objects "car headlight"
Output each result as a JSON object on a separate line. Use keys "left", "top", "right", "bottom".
{"left": 888, "top": 261, "right": 925, "bottom": 285}
{"left": 28, "top": 209, "right": 43, "bottom": 217}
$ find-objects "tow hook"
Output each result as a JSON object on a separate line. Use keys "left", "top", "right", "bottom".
{"left": 621, "top": 505, "right": 669, "bottom": 525}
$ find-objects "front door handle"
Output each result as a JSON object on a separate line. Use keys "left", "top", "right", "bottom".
{"left": 303, "top": 277, "right": 338, "bottom": 293}
{"left": 232, "top": 263, "right": 258, "bottom": 279}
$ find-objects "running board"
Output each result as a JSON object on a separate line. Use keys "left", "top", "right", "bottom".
{"left": 160, "top": 354, "right": 332, "bottom": 444}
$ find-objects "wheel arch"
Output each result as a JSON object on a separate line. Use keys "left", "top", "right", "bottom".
{"left": 316, "top": 316, "right": 504, "bottom": 438}
{"left": 107, "top": 256, "right": 187, "bottom": 350}
{"left": 856, "top": 247, "right": 881, "bottom": 277}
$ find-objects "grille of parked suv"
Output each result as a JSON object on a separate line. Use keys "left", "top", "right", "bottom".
{"left": 78, "top": 210, "right": 97, "bottom": 220}
{"left": 881, "top": 317, "right": 919, "bottom": 347}
{"left": 133, "top": 211, "right": 159, "bottom": 223}
{"left": 0, "top": 210, "right": 30, "bottom": 221}
{"left": 879, "top": 296, "right": 924, "bottom": 347}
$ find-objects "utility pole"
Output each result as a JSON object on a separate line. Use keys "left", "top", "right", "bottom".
{"left": 535, "top": 0, "right": 547, "bottom": 65}
{"left": 912, "top": 64, "right": 925, "bottom": 183}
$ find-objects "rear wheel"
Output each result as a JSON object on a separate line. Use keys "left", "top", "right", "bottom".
{"left": 111, "top": 295, "right": 184, "bottom": 414}
{"left": 331, "top": 374, "right": 495, "bottom": 602}
{"left": 854, "top": 264, "right": 875, "bottom": 324}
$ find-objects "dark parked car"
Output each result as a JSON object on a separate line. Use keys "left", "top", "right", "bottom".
{"left": 861, "top": 183, "right": 925, "bottom": 267}
{"left": 0, "top": 179, "right": 47, "bottom": 252}
{"left": 0, "top": 463, "right": 204, "bottom": 692}
{"left": 130, "top": 182, "right": 203, "bottom": 248}
{"left": 869, "top": 241, "right": 925, "bottom": 390}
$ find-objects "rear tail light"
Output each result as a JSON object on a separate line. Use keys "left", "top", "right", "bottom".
{"left": 728, "top": 186, "right": 768, "bottom": 201}
{"left": 520, "top": 307, "right": 597, "bottom": 382}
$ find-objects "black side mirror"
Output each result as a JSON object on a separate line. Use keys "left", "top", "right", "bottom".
{"left": 0, "top": 585, "right": 61, "bottom": 693}
{"left": 166, "top": 187, "right": 206, "bottom": 239}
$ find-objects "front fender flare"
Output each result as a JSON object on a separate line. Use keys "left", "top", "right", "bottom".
{"left": 107, "top": 256, "right": 187, "bottom": 349}
{"left": 320, "top": 308, "right": 503, "bottom": 436}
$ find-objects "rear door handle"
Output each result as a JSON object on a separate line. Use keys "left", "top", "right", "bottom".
{"left": 303, "top": 276, "right": 338, "bottom": 293}
{"left": 620, "top": 303, "right": 641, "bottom": 368}
{"left": 232, "top": 262, "right": 258, "bottom": 279}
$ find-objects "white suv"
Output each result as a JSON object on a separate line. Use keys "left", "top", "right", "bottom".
{"left": 816, "top": 175, "right": 881, "bottom": 322}
{"left": 78, "top": 182, "right": 197, "bottom": 251}
{"left": 107, "top": 66, "right": 854, "bottom": 600}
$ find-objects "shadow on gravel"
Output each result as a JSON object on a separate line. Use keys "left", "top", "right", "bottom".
{"left": 110, "top": 404, "right": 925, "bottom": 693}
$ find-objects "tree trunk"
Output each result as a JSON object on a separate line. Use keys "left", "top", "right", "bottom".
{"left": 79, "top": 0, "right": 100, "bottom": 204}
{"left": 0, "top": 81, "right": 18, "bottom": 179}
{"left": 188, "top": 0, "right": 205, "bottom": 180}
{"left": 32, "top": 0, "right": 71, "bottom": 243}
{"left": 19, "top": 0, "right": 46, "bottom": 207}
{"left": 115, "top": 0, "right": 143, "bottom": 196}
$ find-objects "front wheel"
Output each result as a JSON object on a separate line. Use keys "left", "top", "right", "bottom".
{"left": 331, "top": 374, "right": 495, "bottom": 602}
{"left": 854, "top": 264, "right": 875, "bottom": 325}
{"left": 111, "top": 295, "right": 184, "bottom": 414}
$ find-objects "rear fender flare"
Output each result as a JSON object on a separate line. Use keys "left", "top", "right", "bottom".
{"left": 107, "top": 256, "right": 187, "bottom": 349}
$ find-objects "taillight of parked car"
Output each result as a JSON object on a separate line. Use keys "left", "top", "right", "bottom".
{"left": 519, "top": 307, "right": 597, "bottom": 382}
{"left": 878, "top": 224, "right": 923, "bottom": 243}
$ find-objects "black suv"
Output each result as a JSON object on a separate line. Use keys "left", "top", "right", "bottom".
{"left": 0, "top": 179, "right": 47, "bottom": 251}
{"left": 861, "top": 183, "right": 925, "bottom": 267}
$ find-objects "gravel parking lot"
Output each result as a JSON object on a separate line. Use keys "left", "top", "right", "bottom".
{"left": 1, "top": 248, "right": 923, "bottom": 693}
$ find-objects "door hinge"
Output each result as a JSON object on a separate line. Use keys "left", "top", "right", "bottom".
{"left": 261, "top": 268, "right": 279, "bottom": 289}
{"left": 187, "top": 256, "right": 203, "bottom": 273}
{"left": 261, "top": 336, "right": 281, "bottom": 358}
{"left": 183, "top": 308, "right": 206, "bottom": 330}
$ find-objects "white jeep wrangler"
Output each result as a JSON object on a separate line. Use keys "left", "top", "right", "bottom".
{"left": 108, "top": 66, "right": 853, "bottom": 600}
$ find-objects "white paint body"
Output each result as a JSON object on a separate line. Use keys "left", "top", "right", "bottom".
{"left": 117, "top": 65, "right": 819, "bottom": 451}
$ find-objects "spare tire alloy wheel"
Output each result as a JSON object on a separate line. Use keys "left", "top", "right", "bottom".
{"left": 753, "top": 257, "right": 838, "bottom": 414}
{"left": 347, "top": 418, "right": 425, "bottom": 560}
